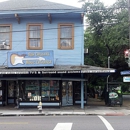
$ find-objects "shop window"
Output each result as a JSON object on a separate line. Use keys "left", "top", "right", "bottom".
{"left": 8, "top": 81, "right": 15, "bottom": 97}
{"left": 42, "top": 80, "right": 59, "bottom": 101}
{"left": 0, "top": 81, "right": 2, "bottom": 100}
{"left": 22, "top": 81, "right": 40, "bottom": 101}
{"left": 27, "top": 24, "right": 43, "bottom": 50}
{"left": 74, "top": 81, "right": 87, "bottom": 100}
{"left": 0, "top": 25, "right": 12, "bottom": 50}
{"left": 58, "top": 24, "right": 74, "bottom": 50}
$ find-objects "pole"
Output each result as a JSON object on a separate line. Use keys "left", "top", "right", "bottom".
{"left": 81, "top": 74, "right": 84, "bottom": 109}
{"left": 106, "top": 75, "right": 109, "bottom": 92}
{"left": 129, "top": 0, "right": 130, "bottom": 48}
{"left": 107, "top": 56, "right": 110, "bottom": 92}
{"left": 108, "top": 56, "right": 110, "bottom": 68}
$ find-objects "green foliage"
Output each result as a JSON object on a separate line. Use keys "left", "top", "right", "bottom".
{"left": 84, "top": 0, "right": 129, "bottom": 68}
{"left": 83, "top": 0, "right": 130, "bottom": 88}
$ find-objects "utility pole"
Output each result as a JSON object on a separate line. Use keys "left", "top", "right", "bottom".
{"left": 108, "top": 56, "right": 110, "bottom": 68}
{"left": 129, "top": 0, "right": 130, "bottom": 49}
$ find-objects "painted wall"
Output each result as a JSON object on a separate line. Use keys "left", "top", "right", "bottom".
{"left": 0, "top": 15, "right": 84, "bottom": 67}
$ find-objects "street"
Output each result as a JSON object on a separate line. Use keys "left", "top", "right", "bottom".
{"left": 0, "top": 116, "right": 130, "bottom": 130}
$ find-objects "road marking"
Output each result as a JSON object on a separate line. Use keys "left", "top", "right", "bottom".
{"left": 53, "top": 123, "right": 72, "bottom": 130}
{"left": 98, "top": 116, "right": 114, "bottom": 130}
{"left": 0, "top": 122, "right": 28, "bottom": 125}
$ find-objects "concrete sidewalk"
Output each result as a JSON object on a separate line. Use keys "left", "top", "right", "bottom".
{"left": 0, "top": 105, "right": 130, "bottom": 116}
{"left": 0, "top": 96, "right": 130, "bottom": 116}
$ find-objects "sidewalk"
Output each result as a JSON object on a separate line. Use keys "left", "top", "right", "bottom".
{"left": 0, "top": 97, "right": 130, "bottom": 116}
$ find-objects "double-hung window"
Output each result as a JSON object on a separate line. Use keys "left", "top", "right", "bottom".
{"left": 0, "top": 25, "right": 12, "bottom": 50}
{"left": 27, "top": 24, "right": 43, "bottom": 50}
{"left": 58, "top": 24, "right": 74, "bottom": 49}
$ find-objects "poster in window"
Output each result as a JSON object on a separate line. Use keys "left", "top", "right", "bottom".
{"left": 8, "top": 83, "right": 14, "bottom": 97}
{"left": 28, "top": 92, "right": 32, "bottom": 98}
{"left": 0, "top": 90, "right": 2, "bottom": 100}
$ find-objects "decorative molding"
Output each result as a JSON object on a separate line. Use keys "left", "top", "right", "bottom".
{"left": 81, "top": 13, "right": 84, "bottom": 24}
{"left": 15, "top": 14, "right": 20, "bottom": 24}
{"left": 48, "top": 13, "right": 52, "bottom": 23}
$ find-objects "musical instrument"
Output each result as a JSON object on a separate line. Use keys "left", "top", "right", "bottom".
{"left": 10, "top": 54, "right": 45, "bottom": 65}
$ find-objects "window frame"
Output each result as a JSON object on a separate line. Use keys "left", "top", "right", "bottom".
{"left": 58, "top": 23, "right": 74, "bottom": 50}
{"left": 26, "top": 23, "right": 43, "bottom": 50}
{"left": 0, "top": 24, "right": 12, "bottom": 50}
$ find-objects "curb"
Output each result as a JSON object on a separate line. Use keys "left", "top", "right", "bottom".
{"left": 0, "top": 113, "right": 106, "bottom": 116}
{"left": 0, "top": 112, "right": 129, "bottom": 117}
{"left": 105, "top": 112, "right": 125, "bottom": 116}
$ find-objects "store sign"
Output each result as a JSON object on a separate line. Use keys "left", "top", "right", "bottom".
{"left": 123, "top": 76, "right": 130, "bottom": 82}
{"left": 121, "top": 70, "right": 130, "bottom": 75}
{"left": 7, "top": 50, "right": 54, "bottom": 67}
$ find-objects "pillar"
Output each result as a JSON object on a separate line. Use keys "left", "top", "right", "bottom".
{"left": 81, "top": 74, "right": 84, "bottom": 109}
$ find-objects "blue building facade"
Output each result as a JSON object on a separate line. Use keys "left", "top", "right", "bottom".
{"left": 0, "top": 0, "right": 115, "bottom": 108}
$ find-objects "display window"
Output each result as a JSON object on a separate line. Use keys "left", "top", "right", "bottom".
{"left": 0, "top": 90, "right": 2, "bottom": 100}
{"left": 8, "top": 81, "right": 14, "bottom": 97}
{"left": 42, "top": 80, "right": 59, "bottom": 101}
{"left": 74, "top": 81, "right": 87, "bottom": 100}
{"left": 24, "top": 80, "right": 40, "bottom": 101}
{"left": 0, "top": 80, "right": 2, "bottom": 100}
{"left": 19, "top": 80, "right": 59, "bottom": 102}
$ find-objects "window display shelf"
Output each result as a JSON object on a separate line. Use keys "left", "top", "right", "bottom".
{"left": 0, "top": 89, "right": 2, "bottom": 100}
{"left": 41, "top": 80, "right": 59, "bottom": 101}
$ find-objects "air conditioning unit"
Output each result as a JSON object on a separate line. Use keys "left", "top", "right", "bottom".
{"left": 84, "top": 48, "right": 88, "bottom": 54}
{"left": 0, "top": 44, "right": 6, "bottom": 49}
{"left": 0, "top": 43, "right": 10, "bottom": 50}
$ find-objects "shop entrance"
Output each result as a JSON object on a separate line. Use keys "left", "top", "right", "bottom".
{"left": 4, "top": 81, "right": 18, "bottom": 106}
{"left": 62, "top": 81, "right": 73, "bottom": 106}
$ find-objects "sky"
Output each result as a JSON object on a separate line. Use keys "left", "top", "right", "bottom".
{"left": 47, "top": 0, "right": 117, "bottom": 8}
{"left": 0, "top": 0, "right": 117, "bottom": 7}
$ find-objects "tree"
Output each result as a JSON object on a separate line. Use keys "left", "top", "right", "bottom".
{"left": 82, "top": 0, "right": 129, "bottom": 80}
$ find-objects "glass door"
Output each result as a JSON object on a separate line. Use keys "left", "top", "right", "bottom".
{"left": 7, "top": 81, "right": 16, "bottom": 105}
{"left": 62, "top": 81, "right": 73, "bottom": 106}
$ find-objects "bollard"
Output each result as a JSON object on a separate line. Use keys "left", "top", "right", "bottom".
{"left": 37, "top": 101, "right": 42, "bottom": 113}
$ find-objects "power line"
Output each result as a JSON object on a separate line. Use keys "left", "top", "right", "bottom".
{"left": 0, "top": 20, "right": 124, "bottom": 34}
{"left": 0, "top": 5, "right": 128, "bottom": 20}
{"left": 0, "top": 24, "right": 88, "bottom": 34}
{"left": 0, "top": 33, "right": 84, "bottom": 46}
{"left": 0, "top": 10, "right": 84, "bottom": 20}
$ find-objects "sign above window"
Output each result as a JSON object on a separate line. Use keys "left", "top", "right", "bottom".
{"left": 7, "top": 50, "right": 54, "bottom": 68}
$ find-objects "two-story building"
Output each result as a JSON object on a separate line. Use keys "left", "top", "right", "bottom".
{"left": 0, "top": 0, "right": 115, "bottom": 109}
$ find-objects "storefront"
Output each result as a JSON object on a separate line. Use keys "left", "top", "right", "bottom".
{"left": 0, "top": 76, "right": 87, "bottom": 108}
{"left": 0, "top": 65, "right": 115, "bottom": 109}
{"left": 0, "top": 50, "right": 115, "bottom": 108}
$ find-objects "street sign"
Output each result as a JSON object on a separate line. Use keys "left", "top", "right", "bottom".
{"left": 123, "top": 76, "right": 130, "bottom": 82}
{"left": 120, "top": 70, "right": 130, "bottom": 75}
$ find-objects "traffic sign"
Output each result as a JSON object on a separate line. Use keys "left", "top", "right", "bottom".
{"left": 123, "top": 76, "right": 130, "bottom": 82}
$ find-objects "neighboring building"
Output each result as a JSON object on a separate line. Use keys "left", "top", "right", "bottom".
{"left": 0, "top": 0, "right": 115, "bottom": 108}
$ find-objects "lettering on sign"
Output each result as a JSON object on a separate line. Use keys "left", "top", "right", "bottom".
{"left": 8, "top": 51, "right": 54, "bottom": 67}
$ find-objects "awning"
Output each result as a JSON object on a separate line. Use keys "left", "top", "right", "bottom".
{"left": 0, "top": 65, "right": 116, "bottom": 74}
{"left": 0, "top": 77, "right": 87, "bottom": 81}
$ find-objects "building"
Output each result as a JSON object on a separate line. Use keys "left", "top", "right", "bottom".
{"left": 0, "top": 0, "right": 115, "bottom": 109}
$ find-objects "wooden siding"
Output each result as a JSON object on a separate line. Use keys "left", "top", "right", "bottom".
{"left": 0, "top": 16, "right": 84, "bottom": 66}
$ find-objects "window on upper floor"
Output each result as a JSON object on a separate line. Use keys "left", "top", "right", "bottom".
{"left": 27, "top": 24, "right": 43, "bottom": 50}
{"left": 58, "top": 24, "right": 74, "bottom": 50}
{"left": 0, "top": 25, "right": 12, "bottom": 50}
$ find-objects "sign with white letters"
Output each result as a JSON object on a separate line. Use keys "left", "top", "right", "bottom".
{"left": 7, "top": 50, "right": 54, "bottom": 67}
{"left": 123, "top": 76, "right": 130, "bottom": 82}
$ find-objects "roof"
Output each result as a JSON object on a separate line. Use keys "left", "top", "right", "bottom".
{"left": 0, "top": 0, "right": 82, "bottom": 11}
{"left": 0, "top": 65, "right": 116, "bottom": 74}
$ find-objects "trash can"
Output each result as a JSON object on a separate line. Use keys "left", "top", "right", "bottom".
{"left": 95, "top": 94, "right": 98, "bottom": 99}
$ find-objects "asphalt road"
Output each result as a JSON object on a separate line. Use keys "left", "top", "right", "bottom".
{"left": 0, "top": 116, "right": 130, "bottom": 130}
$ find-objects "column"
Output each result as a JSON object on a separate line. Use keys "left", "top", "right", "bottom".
{"left": 81, "top": 74, "right": 84, "bottom": 109}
